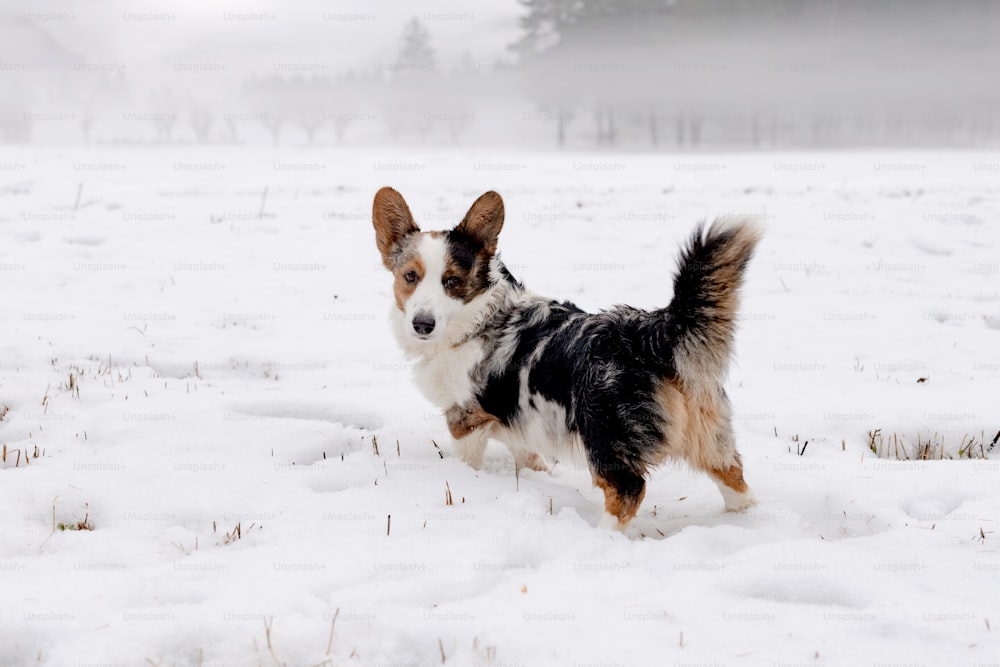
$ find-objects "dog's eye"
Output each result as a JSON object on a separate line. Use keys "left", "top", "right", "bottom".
{"left": 403, "top": 270, "right": 418, "bottom": 284}
{"left": 443, "top": 276, "right": 462, "bottom": 291}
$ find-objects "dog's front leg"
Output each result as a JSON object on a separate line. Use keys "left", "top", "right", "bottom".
{"left": 445, "top": 403, "right": 497, "bottom": 470}
{"left": 451, "top": 428, "right": 490, "bottom": 469}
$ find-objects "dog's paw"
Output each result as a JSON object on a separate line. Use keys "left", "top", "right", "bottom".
{"left": 455, "top": 450, "right": 485, "bottom": 470}
{"left": 723, "top": 493, "right": 757, "bottom": 513}
{"left": 452, "top": 440, "right": 486, "bottom": 470}
{"left": 516, "top": 452, "right": 550, "bottom": 473}
{"left": 715, "top": 480, "right": 757, "bottom": 512}
{"left": 598, "top": 511, "right": 624, "bottom": 531}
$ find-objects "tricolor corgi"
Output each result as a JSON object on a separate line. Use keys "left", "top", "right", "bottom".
{"left": 372, "top": 187, "right": 761, "bottom": 529}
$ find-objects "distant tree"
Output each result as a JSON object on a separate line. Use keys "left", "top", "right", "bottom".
{"left": 189, "top": 105, "right": 213, "bottom": 143}
{"left": 223, "top": 113, "right": 240, "bottom": 144}
{"left": 396, "top": 17, "right": 436, "bottom": 75}
{"left": 149, "top": 89, "right": 179, "bottom": 143}
{"left": 510, "top": 0, "right": 576, "bottom": 56}
{"left": 0, "top": 85, "right": 32, "bottom": 143}
{"left": 242, "top": 76, "right": 287, "bottom": 145}
{"left": 77, "top": 72, "right": 129, "bottom": 143}
{"left": 326, "top": 71, "right": 376, "bottom": 144}
{"left": 511, "top": 0, "right": 676, "bottom": 147}
{"left": 284, "top": 76, "right": 330, "bottom": 144}
{"left": 513, "top": 0, "right": 673, "bottom": 56}
{"left": 384, "top": 18, "right": 445, "bottom": 141}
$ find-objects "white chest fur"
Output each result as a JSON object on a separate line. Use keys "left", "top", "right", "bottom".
{"left": 411, "top": 339, "right": 484, "bottom": 409}
{"left": 388, "top": 302, "right": 486, "bottom": 409}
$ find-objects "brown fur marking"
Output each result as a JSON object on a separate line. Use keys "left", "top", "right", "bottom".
{"left": 709, "top": 459, "right": 748, "bottom": 493}
{"left": 454, "top": 191, "right": 504, "bottom": 256}
{"left": 657, "top": 376, "right": 736, "bottom": 473}
{"left": 656, "top": 378, "right": 687, "bottom": 464}
{"left": 392, "top": 255, "right": 424, "bottom": 312}
{"left": 445, "top": 404, "right": 498, "bottom": 440}
{"left": 373, "top": 187, "right": 420, "bottom": 270}
{"left": 443, "top": 247, "right": 494, "bottom": 304}
{"left": 592, "top": 474, "right": 646, "bottom": 525}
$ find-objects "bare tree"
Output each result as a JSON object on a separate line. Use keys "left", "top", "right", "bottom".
{"left": 190, "top": 105, "right": 214, "bottom": 143}
{"left": 396, "top": 17, "right": 436, "bottom": 74}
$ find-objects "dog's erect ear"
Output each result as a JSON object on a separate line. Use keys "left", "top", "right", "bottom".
{"left": 454, "top": 191, "right": 504, "bottom": 256}
{"left": 373, "top": 187, "right": 420, "bottom": 269}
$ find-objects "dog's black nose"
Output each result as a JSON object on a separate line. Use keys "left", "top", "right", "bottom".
{"left": 412, "top": 313, "right": 436, "bottom": 336}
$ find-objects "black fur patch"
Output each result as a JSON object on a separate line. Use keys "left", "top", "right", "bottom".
{"left": 476, "top": 301, "right": 667, "bottom": 482}
{"left": 496, "top": 260, "right": 522, "bottom": 288}
{"left": 444, "top": 230, "right": 494, "bottom": 303}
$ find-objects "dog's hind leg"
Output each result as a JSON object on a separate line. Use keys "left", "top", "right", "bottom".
{"left": 670, "top": 384, "right": 756, "bottom": 512}
{"left": 704, "top": 417, "right": 755, "bottom": 512}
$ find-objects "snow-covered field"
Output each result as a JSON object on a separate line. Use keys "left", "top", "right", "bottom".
{"left": 1, "top": 147, "right": 998, "bottom": 666}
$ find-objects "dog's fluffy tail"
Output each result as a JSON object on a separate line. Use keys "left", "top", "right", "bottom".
{"left": 654, "top": 217, "right": 762, "bottom": 390}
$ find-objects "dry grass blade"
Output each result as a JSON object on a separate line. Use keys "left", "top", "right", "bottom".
{"left": 264, "top": 617, "right": 281, "bottom": 665}
{"left": 58, "top": 511, "right": 94, "bottom": 532}
{"left": 223, "top": 522, "right": 255, "bottom": 545}
{"left": 326, "top": 608, "right": 339, "bottom": 655}
{"left": 867, "top": 429, "right": 991, "bottom": 461}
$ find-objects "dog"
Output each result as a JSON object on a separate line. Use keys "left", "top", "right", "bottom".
{"left": 371, "top": 187, "right": 761, "bottom": 529}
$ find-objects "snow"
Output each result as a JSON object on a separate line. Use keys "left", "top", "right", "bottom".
{"left": 1, "top": 147, "right": 999, "bottom": 666}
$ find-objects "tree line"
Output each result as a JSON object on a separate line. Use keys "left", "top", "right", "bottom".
{"left": 2, "top": 3, "right": 998, "bottom": 148}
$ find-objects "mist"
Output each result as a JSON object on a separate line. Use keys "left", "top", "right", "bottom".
{"left": 2, "top": 0, "right": 998, "bottom": 148}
